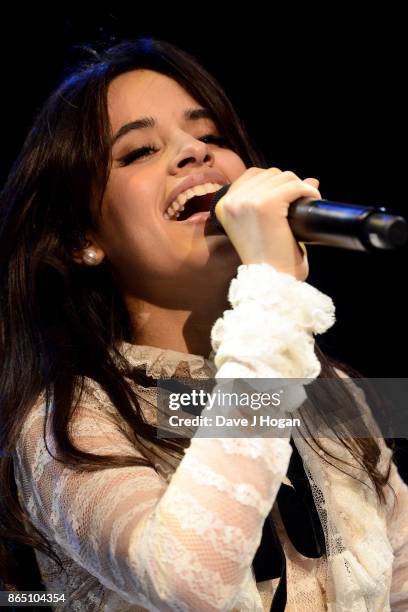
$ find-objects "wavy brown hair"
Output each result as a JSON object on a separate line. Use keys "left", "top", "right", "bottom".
{"left": 0, "top": 37, "right": 392, "bottom": 598}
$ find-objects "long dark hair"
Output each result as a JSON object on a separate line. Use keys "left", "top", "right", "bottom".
{"left": 0, "top": 37, "right": 392, "bottom": 595}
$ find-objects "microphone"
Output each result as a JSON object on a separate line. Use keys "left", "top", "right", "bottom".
{"left": 209, "top": 185, "right": 408, "bottom": 252}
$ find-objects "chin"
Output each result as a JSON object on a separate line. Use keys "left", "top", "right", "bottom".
{"left": 201, "top": 249, "right": 241, "bottom": 281}
{"left": 210, "top": 239, "right": 241, "bottom": 267}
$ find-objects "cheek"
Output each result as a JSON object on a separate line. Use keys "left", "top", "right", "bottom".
{"left": 101, "top": 172, "right": 160, "bottom": 232}
{"left": 218, "top": 151, "right": 248, "bottom": 181}
{"left": 98, "top": 185, "right": 148, "bottom": 258}
{"left": 105, "top": 172, "right": 155, "bottom": 213}
{"left": 97, "top": 177, "right": 175, "bottom": 277}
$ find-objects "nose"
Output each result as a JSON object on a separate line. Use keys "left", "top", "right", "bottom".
{"left": 168, "top": 135, "right": 214, "bottom": 173}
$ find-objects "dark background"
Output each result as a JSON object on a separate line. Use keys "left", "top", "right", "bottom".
{"left": 1, "top": 7, "right": 407, "bottom": 474}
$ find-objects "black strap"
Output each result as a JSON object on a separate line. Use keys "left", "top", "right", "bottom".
{"left": 251, "top": 512, "right": 287, "bottom": 611}
{"left": 251, "top": 439, "right": 325, "bottom": 611}
{"left": 277, "top": 439, "right": 325, "bottom": 558}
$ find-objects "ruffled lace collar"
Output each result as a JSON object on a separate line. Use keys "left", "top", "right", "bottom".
{"left": 118, "top": 341, "right": 217, "bottom": 380}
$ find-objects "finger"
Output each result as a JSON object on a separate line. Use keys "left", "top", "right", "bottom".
{"left": 228, "top": 167, "right": 282, "bottom": 196}
{"left": 252, "top": 170, "right": 301, "bottom": 190}
{"left": 264, "top": 172, "right": 320, "bottom": 190}
{"left": 261, "top": 170, "right": 313, "bottom": 190}
{"left": 270, "top": 181, "right": 322, "bottom": 208}
{"left": 303, "top": 177, "right": 320, "bottom": 188}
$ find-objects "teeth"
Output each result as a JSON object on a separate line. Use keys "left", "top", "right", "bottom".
{"left": 165, "top": 207, "right": 182, "bottom": 220}
{"left": 169, "top": 200, "right": 184, "bottom": 213}
{"left": 191, "top": 185, "right": 207, "bottom": 196}
{"left": 164, "top": 182, "right": 224, "bottom": 221}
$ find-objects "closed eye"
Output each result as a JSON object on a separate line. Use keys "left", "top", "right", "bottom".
{"left": 117, "top": 134, "right": 230, "bottom": 166}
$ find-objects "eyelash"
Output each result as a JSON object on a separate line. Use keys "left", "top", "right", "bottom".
{"left": 118, "top": 134, "right": 229, "bottom": 166}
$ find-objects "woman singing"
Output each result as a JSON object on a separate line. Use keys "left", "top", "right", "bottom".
{"left": 0, "top": 37, "right": 407, "bottom": 611}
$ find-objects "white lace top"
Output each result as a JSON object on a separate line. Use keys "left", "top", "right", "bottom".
{"left": 13, "top": 264, "right": 408, "bottom": 611}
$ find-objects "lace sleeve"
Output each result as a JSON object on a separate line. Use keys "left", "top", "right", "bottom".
{"left": 333, "top": 370, "right": 408, "bottom": 610}
{"left": 15, "top": 263, "right": 335, "bottom": 611}
{"left": 385, "top": 456, "right": 408, "bottom": 610}
{"left": 211, "top": 263, "right": 335, "bottom": 380}
{"left": 15, "top": 394, "right": 293, "bottom": 611}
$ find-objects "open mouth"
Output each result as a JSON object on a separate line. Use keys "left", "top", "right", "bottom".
{"left": 176, "top": 193, "right": 214, "bottom": 222}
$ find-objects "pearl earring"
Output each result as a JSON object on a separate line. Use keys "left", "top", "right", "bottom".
{"left": 82, "top": 248, "right": 100, "bottom": 266}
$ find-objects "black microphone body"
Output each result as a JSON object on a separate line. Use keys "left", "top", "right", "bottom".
{"left": 209, "top": 185, "right": 408, "bottom": 252}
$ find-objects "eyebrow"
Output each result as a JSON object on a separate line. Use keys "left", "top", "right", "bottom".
{"left": 111, "top": 108, "right": 215, "bottom": 147}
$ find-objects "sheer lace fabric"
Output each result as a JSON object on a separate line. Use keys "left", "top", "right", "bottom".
{"left": 12, "top": 263, "right": 408, "bottom": 611}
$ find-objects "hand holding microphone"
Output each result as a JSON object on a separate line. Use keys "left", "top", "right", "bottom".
{"left": 210, "top": 168, "right": 408, "bottom": 259}
{"left": 211, "top": 167, "right": 322, "bottom": 281}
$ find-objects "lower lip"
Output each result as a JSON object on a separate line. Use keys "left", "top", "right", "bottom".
{"left": 179, "top": 211, "right": 211, "bottom": 223}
